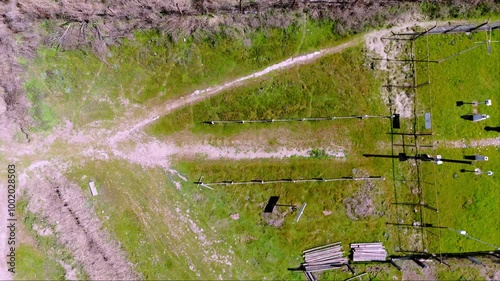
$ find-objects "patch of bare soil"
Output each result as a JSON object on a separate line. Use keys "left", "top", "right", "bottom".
{"left": 21, "top": 167, "right": 138, "bottom": 280}
{"left": 86, "top": 131, "right": 348, "bottom": 169}
{"left": 344, "top": 193, "right": 375, "bottom": 220}
{"left": 400, "top": 259, "right": 437, "bottom": 280}
{"left": 59, "top": 260, "right": 78, "bottom": 281}
{"left": 263, "top": 207, "right": 292, "bottom": 228}
{"left": 344, "top": 169, "right": 383, "bottom": 220}
{"left": 365, "top": 16, "right": 436, "bottom": 118}
{"left": 480, "top": 261, "right": 500, "bottom": 281}
{"left": 440, "top": 137, "right": 500, "bottom": 148}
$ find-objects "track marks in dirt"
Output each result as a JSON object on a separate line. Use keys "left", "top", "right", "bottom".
{"left": 24, "top": 169, "right": 138, "bottom": 280}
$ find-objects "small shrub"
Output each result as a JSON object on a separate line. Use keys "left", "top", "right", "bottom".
{"left": 420, "top": 1, "right": 441, "bottom": 19}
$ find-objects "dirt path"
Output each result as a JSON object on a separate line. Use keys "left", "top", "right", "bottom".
{"left": 439, "top": 137, "right": 500, "bottom": 148}
{"left": 100, "top": 136, "right": 346, "bottom": 168}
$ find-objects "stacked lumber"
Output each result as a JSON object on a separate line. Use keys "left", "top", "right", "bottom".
{"left": 351, "top": 242, "right": 387, "bottom": 261}
{"left": 301, "top": 242, "right": 348, "bottom": 273}
{"left": 303, "top": 271, "right": 317, "bottom": 281}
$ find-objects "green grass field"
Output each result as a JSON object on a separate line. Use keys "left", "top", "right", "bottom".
{"left": 15, "top": 245, "right": 65, "bottom": 280}
{"left": 147, "top": 45, "right": 386, "bottom": 139}
{"left": 18, "top": 20, "right": 499, "bottom": 280}
{"left": 23, "top": 19, "right": 349, "bottom": 130}
{"left": 60, "top": 43, "right": 403, "bottom": 280}
{"left": 414, "top": 31, "right": 500, "bottom": 140}
{"left": 418, "top": 146, "right": 500, "bottom": 253}
{"left": 408, "top": 29, "right": 500, "bottom": 254}
{"left": 65, "top": 33, "right": 500, "bottom": 279}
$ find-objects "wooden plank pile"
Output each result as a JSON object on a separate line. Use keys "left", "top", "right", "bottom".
{"left": 351, "top": 242, "right": 387, "bottom": 262}
{"left": 303, "top": 271, "right": 317, "bottom": 281}
{"left": 301, "top": 242, "right": 348, "bottom": 274}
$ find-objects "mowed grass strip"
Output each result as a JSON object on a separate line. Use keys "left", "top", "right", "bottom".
{"left": 24, "top": 20, "right": 348, "bottom": 130}
{"left": 419, "top": 145, "right": 499, "bottom": 253}
{"left": 147, "top": 45, "right": 387, "bottom": 141}
{"left": 414, "top": 31, "right": 500, "bottom": 140}
{"left": 411, "top": 31, "right": 499, "bottom": 254}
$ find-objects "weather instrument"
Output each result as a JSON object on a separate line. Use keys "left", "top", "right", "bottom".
{"left": 475, "top": 23, "right": 499, "bottom": 54}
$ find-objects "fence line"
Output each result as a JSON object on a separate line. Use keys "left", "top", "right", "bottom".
{"left": 205, "top": 114, "right": 394, "bottom": 125}
{"left": 196, "top": 176, "right": 385, "bottom": 189}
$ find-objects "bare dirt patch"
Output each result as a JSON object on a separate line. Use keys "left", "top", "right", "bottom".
{"left": 59, "top": 260, "right": 79, "bottom": 281}
{"left": 263, "top": 207, "right": 291, "bottom": 228}
{"left": 400, "top": 259, "right": 437, "bottom": 280}
{"left": 87, "top": 131, "right": 348, "bottom": 170}
{"left": 365, "top": 17, "right": 436, "bottom": 118}
{"left": 480, "top": 262, "right": 500, "bottom": 281}
{"left": 344, "top": 169, "right": 384, "bottom": 220}
{"left": 440, "top": 137, "right": 500, "bottom": 148}
{"left": 21, "top": 167, "right": 138, "bottom": 280}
